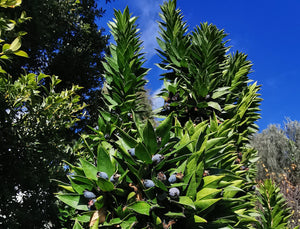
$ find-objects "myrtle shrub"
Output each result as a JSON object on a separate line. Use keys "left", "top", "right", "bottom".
{"left": 57, "top": 112, "right": 262, "bottom": 228}
{"left": 55, "top": 0, "right": 299, "bottom": 228}
{"left": 55, "top": 1, "right": 270, "bottom": 228}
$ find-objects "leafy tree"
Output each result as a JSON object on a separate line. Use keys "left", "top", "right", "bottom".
{"left": 251, "top": 120, "right": 300, "bottom": 184}
{"left": 1, "top": 0, "right": 112, "bottom": 129}
{"left": 56, "top": 1, "right": 269, "bottom": 228}
{"left": 157, "top": 0, "right": 261, "bottom": 141}
{"left": 102, "top": 6, "right": 151, "bottom": 126}
{"left": 0, "top": 1, "right": 85, "bottom": 227}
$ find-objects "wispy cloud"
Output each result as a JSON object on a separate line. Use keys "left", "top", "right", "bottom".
{"left": 129, "top": 0, "right": 164, "bottom": 60}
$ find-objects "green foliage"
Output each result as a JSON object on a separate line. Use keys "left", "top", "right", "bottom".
{"left": 255, "top": 179, "right": 295, "bottom": 229}
{"left": 57, "top": 113, "right": 261, "bottom": 228}
{"left": 0, "top": 0, "right": 30, "bottom": 63}
{"left": 0, "top": 1, "right": 85, "bottom": 227}
{"left": 0, "top": 71, "right": 85, "bottom": 227}
{"left": 54, "top": 1, "right": 292, "bottom": 229}
{"left": 101, "top": 7, "right": 151, "bottom": 130}
{"left": 157, "top": 0, "right": 262, "bottom": 139}
{"left": 0, "top": 0, "right": 21, "bottom": 8}
{"left": 1, "top": 0, "right": 111, "bottom": 129}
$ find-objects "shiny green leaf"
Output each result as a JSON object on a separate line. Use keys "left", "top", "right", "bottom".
{"left": 57, "top": 194, "right": 88, "bottom": 211}
{"left": 97, "top": 146, "right": 114, "bottom": 177}
{"left": 96, "top": 177, "right": 114, "bottom": 192}
{"left": 127, "top": 201, "right": 151, "bottom": 216}
{"left": 143, "top": 120, "right": 157, "bottom": 155}
{"left": 79, "top": 159, "right": 98, "bottom": 181}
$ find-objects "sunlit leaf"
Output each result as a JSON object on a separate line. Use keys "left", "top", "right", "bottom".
{"left": 79, "top": 159, "right": 98, "bottom": 181}
{"left": 56, "top": 194, "right": 88, "bottom": 211}
{"left": 127, "top": 201, "right": 151, "bottom": 216}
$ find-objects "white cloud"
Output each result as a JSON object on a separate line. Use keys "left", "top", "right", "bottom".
{"left": 151, "top": 83, "right": 165, "bottom": 110}
{"left": 130, "top": 0, "right": 165, "bottom": 60}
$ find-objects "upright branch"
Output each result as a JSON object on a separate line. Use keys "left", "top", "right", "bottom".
{"left": 101, "top": 6, "right": 150, "bottom": 131}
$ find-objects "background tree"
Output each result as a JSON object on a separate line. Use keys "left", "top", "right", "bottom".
{"left": 0, "top": 1, "right": 85, "bottom": 227}
{"left": 1, "top": 0, "right": 112, "bottom": 129}
{"left": 251, "top": 119, "right": 300, "bottom": 228}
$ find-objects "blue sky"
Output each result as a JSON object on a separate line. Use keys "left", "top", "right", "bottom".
{"left": 98, "top": 0, "right": 300, "bottom": 131}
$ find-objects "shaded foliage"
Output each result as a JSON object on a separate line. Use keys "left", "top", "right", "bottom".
{"left": 1, "top": 0, "right": 111, "bottom": 129}
{"left": 0, "top": 1, "right": 85, "bottom": 227}
{"left": 251, "top": 121, "right": 300, "bottom": 184}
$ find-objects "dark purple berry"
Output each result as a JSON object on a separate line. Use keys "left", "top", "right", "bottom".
{"left": 168, "top": 174, "right": 177, "bottom": 184}
{"left": 169, "top": 187, "right": 180, "bottom": 198}
{"left": 240, "top": 166, "right": 248, "bottom": 171}
{"left": 143, "top": 179, "right": 155, "bottom": 188}
{"left": 157, "top": 136, "right": 162, "bottom": 144}
{"left": 128, "top": 148, "right": 135, "bottom": 157}
{"left": 110, "top": 174, "right": 121, "bottom": 183}
{"left": 83, "top": 190, "right": 96, "bottom": 199}
{"left": 251, "top": 185, "right": 256, "bottom": 191}
{"left": 152, "top": 154, "right": 164, "bottom": 164}
{"left": 237, "top": 152, "right": 243, "bottom": 159}
{"left": 97, "top": 171, "right": 108, "bottom": 180}
{"left": 234, "top": 158, "right": 241, "bottom": 164}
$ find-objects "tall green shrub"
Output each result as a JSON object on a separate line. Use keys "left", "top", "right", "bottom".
{"left": 55, "top": 1, "right": 267, "bottom": 228}
{"left": 256, "top": 179, "right": 296, "bottom": 229}
{"left": 157, "top": 0, "right": 261, "bottom": 141}
{"left": 100, "top": 6, "right": 151, "bottom": 133}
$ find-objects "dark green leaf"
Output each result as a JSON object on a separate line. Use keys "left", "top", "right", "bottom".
{"left": 79, "top": 159, "right": 98, "bottom": 181}
{"left": 194, "top": 198, "right": 221, "bottom": 211}
{"left": 127, "top": 201, "right": 151, "bottom": 216}
{"left": 196, "top": 188, "right": 221, "bottom": 200}
{"left": 164, "top": 211, "right": 185, "bottom": 218}
{"left": 156, "top": 113, "right": 173, "bottom": 146}
{"left": 56, "top": 194, "right": 88, "bottom": 211}
{"left": 69, "top": 179, "right": 93, "bottom": 194}
{"left": 97, "top": 146, "right": 114, "bottom": 177}
{"left": 96, "top": 177, "right": 114, "bottom": 192}
{"left": 178, "top": 196, "right": 195, "bottom": 209}
{"left": 194, "top": 215, "right": 207, "bottom": 223}
{"left": 135, "top": 142, "right": 152, "bottom": 164}
{"left": 72, "top": 220, "right": 84, "bottom": 229}
{"left": 116, "top": 127, "right": 138, "bottom": 148}
{"left": 143, "top": 120, "right": 157, "bottom": 155}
